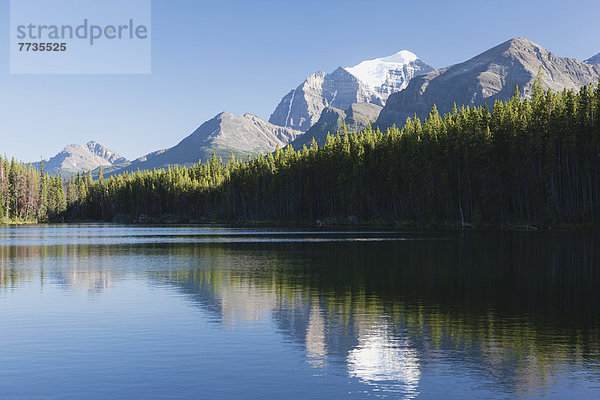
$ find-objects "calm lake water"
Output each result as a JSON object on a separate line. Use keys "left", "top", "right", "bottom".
{"left": 1, "top": 225, "right": 599, "bottom": 399}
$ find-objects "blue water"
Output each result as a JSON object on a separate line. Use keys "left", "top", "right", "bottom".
{"left": 0, "top": 224, "right": 599, "bottom": 399}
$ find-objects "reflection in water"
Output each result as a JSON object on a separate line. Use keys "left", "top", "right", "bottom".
{"left": 306, "top": 305, "right": 327, "bottom": 367}
{"left": 0, "top": 225, "right": 600, "bottom": 398}
{"left": 56, "top": 269, "right": 113, "bottom": 296}
{"left": 348, "top": 320, "right": 420, "bottom": 397}
{"left": 219, "top": 280, "right": 278, "bottom": 325}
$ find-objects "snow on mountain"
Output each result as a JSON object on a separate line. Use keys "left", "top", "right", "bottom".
{"left": 270, "top": 51, "right": 433, "bottom": 131}
{"left": 344, "top": 50, "right": 420, "bottom": 90}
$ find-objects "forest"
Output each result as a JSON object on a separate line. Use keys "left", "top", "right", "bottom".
{"left": 2, "top": 78, "right": 600, "bottom": 227}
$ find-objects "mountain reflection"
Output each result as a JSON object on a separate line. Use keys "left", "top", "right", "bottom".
{"left": 1, "top": 229, "right": 600, "bottom": 397}
{"left": 147, "top": 231, "right": 600, "bottom": 396}
{"left": 347, "top": 320, "right": 420, "bottom": 397}
{"left": 306, "top": 305, "right": 327, "bottom": 367}
{"left": 55, "top": 268, "right": 113, "bottom": 296}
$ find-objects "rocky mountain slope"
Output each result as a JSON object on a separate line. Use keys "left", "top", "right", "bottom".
{"left": 34, "top": 141, "right": 128, "bottom": 175}
{"left": 377, "top": 38, "right": 600, "bottom": 129}
{"left": 290, "top": 103, "right": 382, "bottom": 149}
{"left": 117, "top": 112, "right": 302, "bottom": 173}
{"left": 269, "top": 51, "right": 433, "bottom": 131}
{"left": 585, "top": 53, "right": 600, "bottom": 64}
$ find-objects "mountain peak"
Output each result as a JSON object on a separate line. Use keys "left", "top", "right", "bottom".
{"left": 346, "top": 50, "right": 419, "bottom": 68}
{"left": 215, "top": 111, "right": 234, "bottom": 119}
{"left": 477, "top": 37, "right": 545, "bottom": 60}
{"left": 269, "top": 50, "right": 433, "bottom": 131}
{"left": 33, "top": 141, "right": 128, "bottom": 175}
{"left": 378, "top": 50, "right": 419, "bottom": 64}
{"left": 585, "top": 53, "right": 600, "bottom": 64}
{"left": 376, "top": 38, "right": 600, "bottom": 130}
{"left": 344, "top": 50, "right": 425, "bottom": 89}
{"left": 117, "top": 112, "right": 302, "bottom": 173}
{"left": 506, "top": 37, "right": 537, "bottom": 45}
{"left": 504, "top": 37, "right": 546, "bottom": 52}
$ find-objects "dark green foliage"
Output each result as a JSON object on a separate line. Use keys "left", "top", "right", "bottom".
{"left": 3, "top": 81, "right": 600, "bottom": 226}
{"left": 0, "top": 158, "right": 66, "bottom": 223}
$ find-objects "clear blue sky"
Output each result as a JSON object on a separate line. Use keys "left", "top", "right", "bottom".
{"left": 2, "top": 0, "right": 599, "bottom": 162}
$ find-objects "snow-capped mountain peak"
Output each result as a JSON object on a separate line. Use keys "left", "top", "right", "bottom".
{"left": 379, "top": 50, "right": 419, "bottom": 64}
{"left": 344, "top": 50, "right": 425, "bottom": 90}
{"left": 269, "top": 50, "right": 433, "bottom": 131}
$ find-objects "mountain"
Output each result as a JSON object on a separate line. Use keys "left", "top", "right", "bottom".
{"left": 116, "top": 112, "right": 301, "bottom": 173}
{"left": 290, "top": 103, "right": 382, "bottom": 149}
{"left": 269, "top": 51, "right": 433, "bottom": 131}
{"left": 91, "top": 149, "right": 169, "bottom": 178}
{"left": 377, "top": 38, "right": 600, "bottom": 129}
{"left": 345, "top": 50, "right": 432, "bottom": 98}
{"left": 585, "top": 53, "right": 600, "bottom": 64}
{"left": 132, "top": 149, "right": 168, "bottom": 163}
{"left": 34, "top": 141, "right": 128, "bottom": 175}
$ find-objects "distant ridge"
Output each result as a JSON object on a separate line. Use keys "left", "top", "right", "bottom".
{"left": 33, "top": 141, "right": 128, "bottom": 175}
{"left": 114, "top": 112, "right": 301, "bottom": 174}
{"left": 585, "top": 53, "right": 600, "bottom": 64}
{"left": 290, "top": 103, "right": 382, "bottom": 149}
{"left": 377, "top": 38, "right": 600, "bottom": 129}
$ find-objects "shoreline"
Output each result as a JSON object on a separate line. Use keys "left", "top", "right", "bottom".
{"left": 3, "top": 217, "right": 600, "bottom": 232}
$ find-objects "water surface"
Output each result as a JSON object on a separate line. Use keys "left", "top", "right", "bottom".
{"left": 1, "top": 225, "right": 599, "bottom": 399}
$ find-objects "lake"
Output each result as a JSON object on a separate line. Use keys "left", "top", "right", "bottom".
{"left": 0, "top": 225, "right": 599, "bottom": 399}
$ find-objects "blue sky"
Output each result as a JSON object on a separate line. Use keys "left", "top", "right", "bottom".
{"left": 2, "top": 0, "right": 599, "bottom": 161}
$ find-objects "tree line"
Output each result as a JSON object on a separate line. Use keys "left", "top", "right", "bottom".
{"left": 0, "top": 159, "right": 70, "bottom": 223}
{"left": 3, "top": 78, "right": 600, "bottom": 226}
